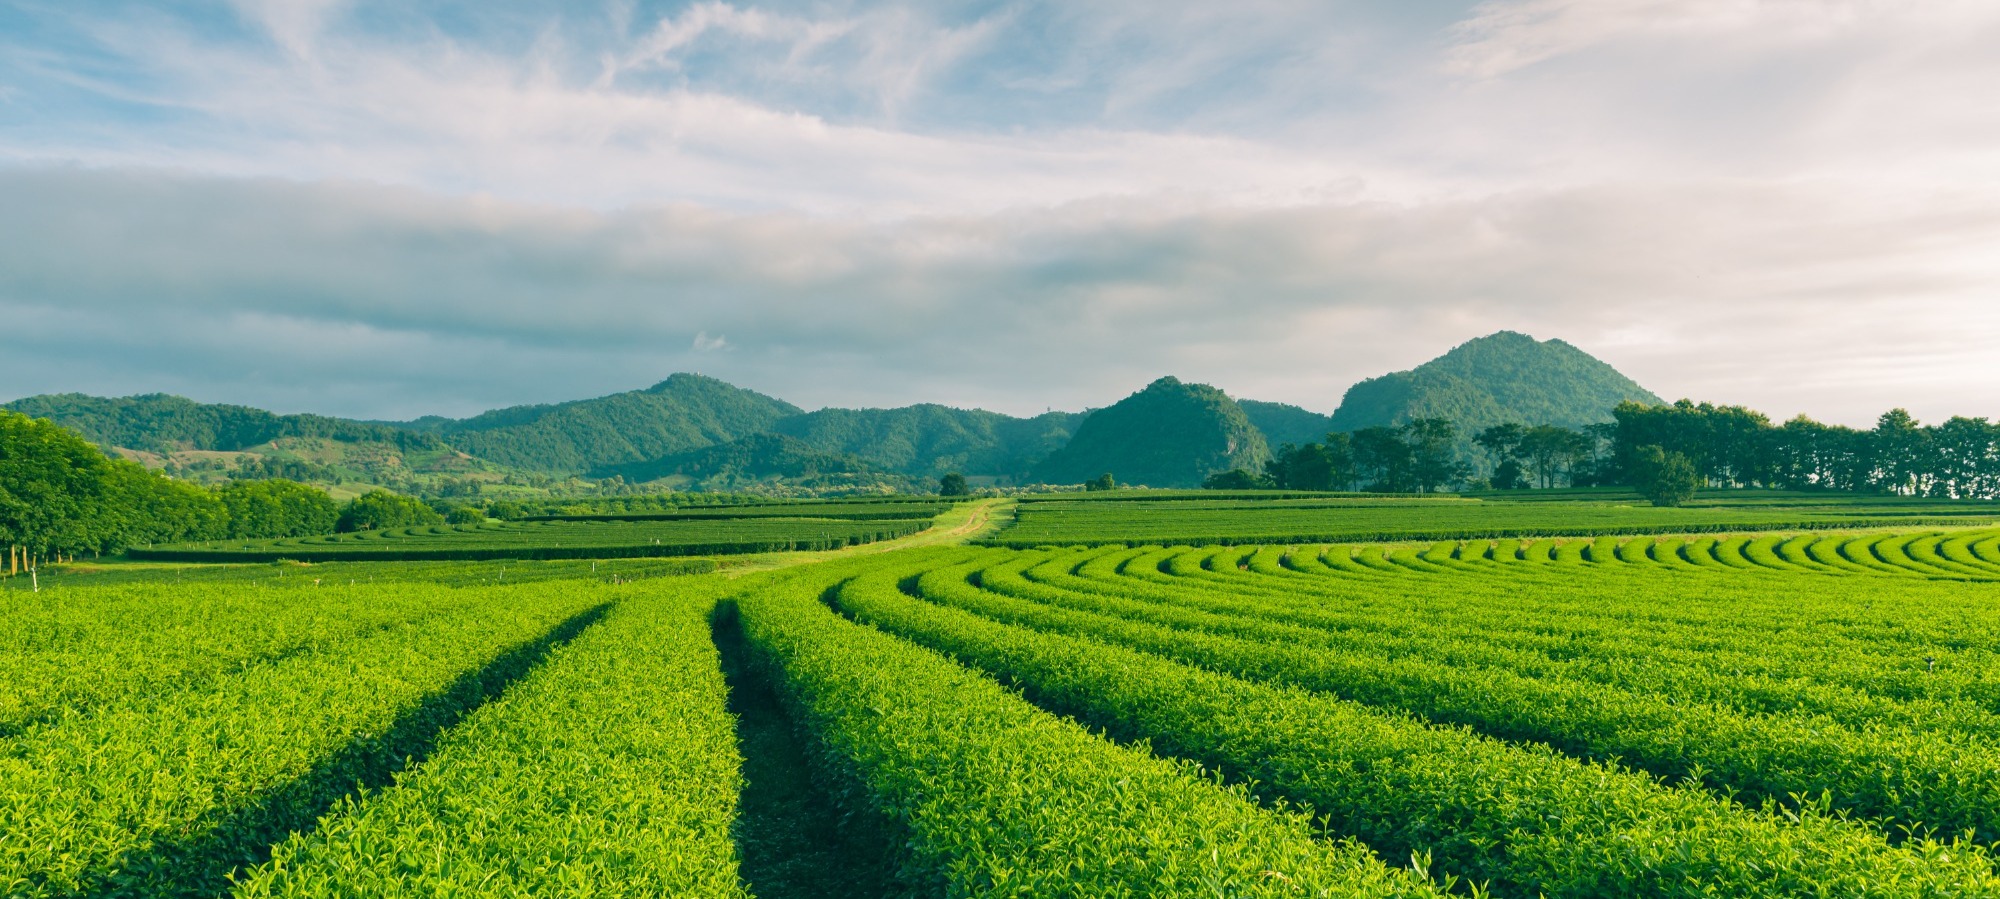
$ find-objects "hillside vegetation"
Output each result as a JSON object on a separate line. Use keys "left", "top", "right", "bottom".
{"left": 1032, "top": 377, "right": 1270, "bottom": 488}
{"left": 1330, "top": 331, "right": 1661, "bottom": 435}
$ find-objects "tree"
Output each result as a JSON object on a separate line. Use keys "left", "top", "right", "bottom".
{"left": 938, "top": 472, "right": 971, "bottom": 497}
{"left": 336, "top": 489, "right": 444, "bottom": 532}
{"left": 220, "top": 478, "right": 338, "bottom": 539}
{"left": 1518, "top": 425, "right": 1591, "bottom": 489}
{"left": 1633, "top": 445, "right": 1700, "bottom": 507}
{"left": 1403, "top": 418, "right": 1467, "bottom": 493}
{"left": 1203, "top": 468, "right": 1271, "bottom": 490}
{"left": 0, "top": 411, "right": 117, "bottom": 559}
{"left": 446, "top": 506, "right": 487, "bottom": 525}
{"left": 1351, "top": 427, "right": 1412, "bottom": 492}
{"left": 1087, "top": 472, "right": 1117, "bottom": 492}
{"left": 1474, "top": 423, "right": 1525, "bottom": 482}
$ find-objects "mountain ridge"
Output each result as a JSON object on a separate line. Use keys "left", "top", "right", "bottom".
{"left": 8, "top": 330, "right": 1660, "bottom": 493}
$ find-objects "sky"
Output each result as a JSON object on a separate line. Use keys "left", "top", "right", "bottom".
{"left": 3, "top": 0, "right": 1998, "bottom": 425}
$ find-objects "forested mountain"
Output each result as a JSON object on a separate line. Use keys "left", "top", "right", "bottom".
{"left": 1329, "top": 331, "right": 1661, "bottom": 436}
{"left": 769, "top": 404, "right": 1088, "bottom": 479}
{"left": 8, "top": 331, "right": 1659, "bottom": 494}
{"left": 2, "top": 393, "right": 440, "bottom": 454}
{"left": 411, "top": 374, "right": 802, "bottom": 473}
{"left": 1032, "top": 377, "right": 1269, "bottom": 488}
{"left": 1239, "top": 400, "right": 1336, "bottom": 449}
{"left": 591, "top": 433, "right": 891, "bottom": 491}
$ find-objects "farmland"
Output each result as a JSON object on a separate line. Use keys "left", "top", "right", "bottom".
{"left": 9, "top": 495, "right": 2000, "bottom": 896}
{"left": 125, "top": 515, "right": 932, "bottom": 563}
{"left": 992, "top": 490, "right": 2000, "bottom": 546}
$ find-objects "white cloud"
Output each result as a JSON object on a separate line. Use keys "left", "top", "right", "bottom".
{"left": 3, "top": 3, "right": 2000, "bottom": 426}
{"left": 3, "top": 167, "right": 1997, "bottom": 425}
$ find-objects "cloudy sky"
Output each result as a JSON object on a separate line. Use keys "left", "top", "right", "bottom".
{"left": 3, "top": 0, "right": 1997, "bottom": 425}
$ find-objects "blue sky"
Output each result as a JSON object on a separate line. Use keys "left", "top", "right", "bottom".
{"left": 4, "top": 1, "right": 1999, "bottom": 424}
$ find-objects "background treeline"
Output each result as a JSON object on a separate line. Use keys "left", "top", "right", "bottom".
{"left": 0, "top": 412, "right": 457, "bottom": 566}
{"left": 1212, "top": 400, "right": 2000, "bottom": 500}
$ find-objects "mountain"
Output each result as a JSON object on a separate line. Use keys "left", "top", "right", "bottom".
{"left": 769, "top": 404, "right": 1088, "bottom": 480}
{"left": 1328, "top": 331, "right": 1662, "bottom": 436}
{"left": 3, "top": 393, "right": 440, "bottom": 454}
{"left": 1239, "top": 400, "right": 1336, "bottom": 449}
{"left": 418, "top": 374, "right": 802, "bottom": 473}
{"left": 1031, "top": 377, "right": 1269, "bottom": 488}
{"left": 592, "top": 433, "right": 893, "bottom": 491}
{"left": 0, "top": 393, "right": 481, "bottom": 496}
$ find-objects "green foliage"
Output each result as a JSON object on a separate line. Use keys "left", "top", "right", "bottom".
{"left": 0, "top": 410, "right": 118, "bottom": 555}
{"left": 1202, "top": 468, "right": 1270, "bottom": 489}
{"left": 0, "top": 581, "right": 600, "bottom": 897}
{"left": 1615, "top": 400, "right": 2000, "bottom": 498}
{"left": 986, "top": 494, "right": 2000, "bottom": 547}
{"left": 591, "top": 432, "right": 887, "bottom": 488}
{"left": 732, "top": 559, "right": 1444, "bottom": 898}
{"left": 1032, "top": 377, "right": 1270, "bottom": 488}
{"left": 1634, "top": 445, "right": 1702, "bottom": 507}
{"left": 427, "top": 373, "right": 801, "bottom": 473}
{"left": 336, "top": 489, "right": 444, "bottom": 532}
{"left": 133, "top": 515, "right": 931, "bottom": 562}
{"left": 936, "top": 471, "right": 970, "bottom": 496}
{"left": 1238, "top": 399, "right": 1336, "bottom": 448}
{"left": 1329, "top": 331, "right": 1663, "bottom": 441}
{"left": 1, "top": 392, "right": 441, "bottom": 455}
{"left": 232, "top": 584, "right": 747, "bottom": 897}
{"left": 1087, "top": 471, "right": 1117, "bottom": 491}
{"left": 771, "top": 403, "right": 1087, "bottom": 478}
{"left": 445, "top": 506, "right": 487, "bottom": 525}
{"left": 1264, "top": 434, "right": 1355, "bottom": 491}
{"left": 221, "top": 479, "right": 339, "bottom": 539}
{"left": 839, "top": 548, "right": 2000, "bottom": 897}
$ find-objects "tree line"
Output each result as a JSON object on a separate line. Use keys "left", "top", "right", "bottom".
{"left": 1, "top": 411, "right": 457, "bottom": 571}
{"left": 1206, "top": 400, "right": 2000, "bottom": 504}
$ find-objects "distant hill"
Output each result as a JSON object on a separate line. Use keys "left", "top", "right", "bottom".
{"left": 417, "top": 374, "right": 802, "bottom": 473}
{"left": 3, "top": 393, "right": 440, "bottom": 454}
{"left": 1328, "top": 331, "right": 1662, "bottom": 437}
{"left": 592, "top": 433, "right": 895, "bottom": 491}
{"left": 770, "top": 404, "right": 1087, "bottom": 480}
{"left": 1239, "top": 400, "right": 1335, "bottom": 449}
{"left": 1031, "top": 377, "right": 1269, "bottom": 488}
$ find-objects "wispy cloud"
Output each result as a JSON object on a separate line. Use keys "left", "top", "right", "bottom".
{"left": 1, "top": 1, "right": 1998, "bottom": 424}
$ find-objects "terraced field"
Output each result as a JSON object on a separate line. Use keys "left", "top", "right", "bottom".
{"left": 13, "top": 512, "right": 2000, "bottom": 897}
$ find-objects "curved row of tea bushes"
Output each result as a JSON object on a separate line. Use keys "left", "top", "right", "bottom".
{"left": 731, "top": 557, "right": 1446, "bottom": 899}
{"left": 972, "top": 549, "right": 2000, "bottom": 843}
{"left": 842, "top": 552, "right": 2000, "bottom": 898}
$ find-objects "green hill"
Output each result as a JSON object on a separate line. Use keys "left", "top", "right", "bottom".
{"left": 1238, "top": 399, "right": 1335, "bottom": 449}
{"left": 592, "top": 433, "right": 896, "bottom": 491}
{"left": 1328, "top": 331, "right": 1661, "bottom": 435}
{"left": 421, "top": 373, "right": 802, "bottom": 473}
{"left": 3, "top": 393, "right": 440, "bottom": 454}
{"left": 770, "top": 404, "right": 1087, "bottom": 480}
{"left": 1030, "top": 377, "right": 1269, "bottom": 488}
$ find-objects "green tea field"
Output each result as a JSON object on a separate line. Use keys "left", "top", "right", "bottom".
{"left": 10, "top": 498, "right": 2000, "bottom": 897}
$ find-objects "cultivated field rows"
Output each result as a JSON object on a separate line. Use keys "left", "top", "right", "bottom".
{"left": 8, "top": 526, "right": 2000, "bottom": 896}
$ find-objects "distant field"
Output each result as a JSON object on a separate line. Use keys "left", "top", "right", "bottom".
{"left": 6, "top": 556, "right": 720, "bottom": 591}
{"left": 128, "top": 516, "right": 933, "bottom": 563}
{"left": 987, "top": 492, "right": 2000, "bottom": 546}
{"left": 530, "top": 499, "right": 951, "bottom": 522}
